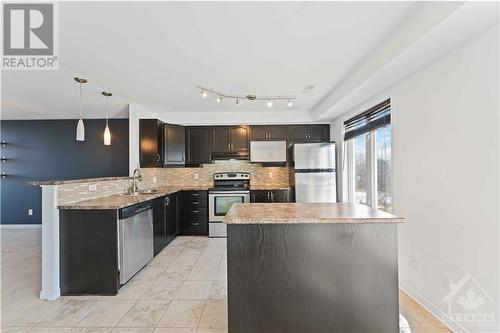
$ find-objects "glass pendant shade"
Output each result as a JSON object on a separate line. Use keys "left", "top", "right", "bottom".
{"left": 104, "top": 123, "right": 111, "bottom": 145}
{"left": 76, "top": 117, "right": 85, "bottom": 141}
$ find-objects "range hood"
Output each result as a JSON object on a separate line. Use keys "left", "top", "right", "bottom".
{"left": 212, "top": 151, "right": 249, "bottom": 160}
{"left": 250, "top": 141, "right": 287, "bottom": 163}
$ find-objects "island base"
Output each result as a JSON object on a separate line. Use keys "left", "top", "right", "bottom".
{"left": 227, "top": 223, "right": 399, "bottom": 333}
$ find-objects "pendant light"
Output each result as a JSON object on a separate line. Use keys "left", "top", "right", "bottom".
{"left": 74, "top": 77, "right": 87, "bottom": 141}
{"left": 102, "top": 91, "right": 112, "bottom": 145}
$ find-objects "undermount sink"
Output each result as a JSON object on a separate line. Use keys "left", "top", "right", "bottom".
{"left": 121, "top": 189, "right": 160, "bottom": 196}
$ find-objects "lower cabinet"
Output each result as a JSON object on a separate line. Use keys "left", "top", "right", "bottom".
{"left": 153, "top": 192, "right": 180, "bottom": 256}
{"left": 250, "top": 189, "right": 294, "bottom": 203}
{"left": 181, "top": 190, "right": 209, "bottom": 236}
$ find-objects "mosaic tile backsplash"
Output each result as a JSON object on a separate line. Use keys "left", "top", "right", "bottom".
{"left": 58, "top": 160, "right": 292, "bottom": 205}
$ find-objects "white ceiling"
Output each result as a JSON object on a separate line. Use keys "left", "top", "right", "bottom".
{"left": 1, "top": 1, "right": 497, "bottom": 121}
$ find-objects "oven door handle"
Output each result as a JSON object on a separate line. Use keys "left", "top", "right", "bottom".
{"left": 209, "top": 191, "right": 250, "bottom": 195}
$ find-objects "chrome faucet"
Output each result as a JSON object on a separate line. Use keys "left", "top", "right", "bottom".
{"left": 131, "top": 168, "right": 143, "bottom": 194}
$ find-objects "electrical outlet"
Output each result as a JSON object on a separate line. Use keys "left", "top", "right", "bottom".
{"left": 440, "top": 272, "right": 451, "bottom": 291}
{"left": 28, "top": 209, "right": 33, "bottom": 216}
{"left": 88, "top": 184, "right": 97, "bottom": 191}
{"left": 152, "top": 177, "right": 158, "bottom": 183}
{"left": 409, "top": 255, "right": 418, "bottom": 270}
{"left": 268, "top": 171, "right": 273, "bottom": 179}
{"left": 194, "top": 173, "right": 199, "bottom": 180}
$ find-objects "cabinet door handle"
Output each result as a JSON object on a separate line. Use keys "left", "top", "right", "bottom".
{"left": 157, "top": 153, "right": 161, "bottom": 162}
{"left": 192, "top": 222, "right": 200, "bottom": 226}
{"left": 192, "top": 210, "right": 199, "bottom": 213}
{"left": 164, "top": 197, "right": 170, "bottom": 206}
{"left": 271, "top": 192, "right": 274, "bottom": 202}
{"left": 192, "top": 193, "right": 199, "bottom": 196}
{"left": 192, "top": 201, "right": 199, "bottom": 205}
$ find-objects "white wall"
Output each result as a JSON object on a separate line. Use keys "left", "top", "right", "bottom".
{"left": 331, "top": 26, "right": 499, "bottom": 332}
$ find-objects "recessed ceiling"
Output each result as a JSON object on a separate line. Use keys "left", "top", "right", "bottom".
{"left": 2, "top": 1, "right": 421, "bottom": 119}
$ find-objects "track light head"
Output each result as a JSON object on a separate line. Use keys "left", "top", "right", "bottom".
{"left": 266, "top": 100, "right": 273, "bottom": 108}
{"left": 201, "top": 90, "right": 208, "bottom": 98}
{"left": 236, "top": 98, "right": 239, "bottom": 106}
{"left": 216, "top": 95, "right": 222, "bottom": 103}
{"left": 288, "top": 99, "right": 293, "bottom": 107}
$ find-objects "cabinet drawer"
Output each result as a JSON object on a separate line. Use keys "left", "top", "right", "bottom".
{"left": 183, "top": 197, "right": 208, "bottom": 208}
{"left": 181, "top": 213, "right": 208, "bottom": 235}
{"left": 183, "top": 207, "right": 208, "bottom": 218}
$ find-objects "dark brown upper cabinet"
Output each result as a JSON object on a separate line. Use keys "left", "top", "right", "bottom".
{"left": 211, "top": 126, "right": 249, "bottom": 158}
{"left": 288, "top": 125, "right": 330, "bottom": 143}
{"left": 139, "top": 119, "right": 164, "bottom": 167}
{"left": 163, "top": 123, "right": 185, "bottom": 166}
{"left": 185, "top": 127, "right": 212, "bottom": 166}
{"left": 250, "top": 126, "right": 288, "bottom": 141}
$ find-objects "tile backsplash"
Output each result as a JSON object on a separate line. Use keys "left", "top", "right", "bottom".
{"left": 58, "top": 160, "right": 292, "bottom": 205}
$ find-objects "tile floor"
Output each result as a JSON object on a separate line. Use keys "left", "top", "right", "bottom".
{"left": 1, "top": 227, "right": 450, "bottom": 333}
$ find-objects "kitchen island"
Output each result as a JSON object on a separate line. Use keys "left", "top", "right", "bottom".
{"left": 223, "top": 202, "right": 404, "bottom": 333}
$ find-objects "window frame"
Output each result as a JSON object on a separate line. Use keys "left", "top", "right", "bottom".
{"left": 345, "top": 116, "right": 393, "bottom": 212}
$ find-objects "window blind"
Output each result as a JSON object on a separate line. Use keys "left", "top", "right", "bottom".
{"left": 343, "top": 99, "right": 391, "bottom": 141}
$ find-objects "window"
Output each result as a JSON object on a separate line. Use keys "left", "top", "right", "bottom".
{"left": 344, "top": 100, "right": 392, "bottom": 212}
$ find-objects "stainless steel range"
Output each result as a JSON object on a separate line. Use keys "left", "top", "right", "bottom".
{"left": 208, "top": 172, "right": 250, "bottom": 237}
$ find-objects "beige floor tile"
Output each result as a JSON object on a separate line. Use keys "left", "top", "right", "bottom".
{"left": 198, "top": 300, "right": 227, "bottom": 329}
{"left": 1, "top": 328, "right": 33, "bottom": 333}
{"left": 154, "top": 328, "right": 196, "bottom": 332}
{"left": 175, "top": 281, "right": 212, "bottom": 300}
{"left": 133, "top": 265, "right": 167, "bottom": 281}
{"left": 37, "top": 300, "right": 98, "bottom": 326}
{"left": 207, "top": 281, "right": 227, "bottom": 300}
{"left": 171, "top": 254, "right": 199, "bottom": 267}
{"left": 116, "top": 300, "right": 170, "bottom": 328}
{"left": 69, "top": 328, "right": 112, "bottom": 333}
{"left": 110, "top": 328, "right": 154, "bottom": 333}
{"left": 148, "top": 254, "right": 176, "bottom": 267}
{"left": 141, "top": 280, "right": 183, "bottom": 300}
{"left": 158, "top": 266, "right": 193, "bottom": 281}
{"left": 194, "top": 253, "right": 222, "bottom": 267}
{"left": 76, "top": 300, "right": 136, "bottom": 327}
{"left": 213, "top": 265, "right": 226, "bottom": 281}
{"left": 179, "top": 248, "right": 202, "bottom": 257}
{"left": 6, "top": 299, "right": 69, "bottom": 327}
{"left": 186, "top": 265, "right": 218, "bottom": 281}
{"left": 115, "top": 280, "right": 154, "bottom": 299}
{"left": 29, "top": 327, "right": 72, "bottom": 333}
{"left": 195, "top": 329, "right": 227, "bottom": 333}
{"left": 157, "top": 300, "right": 205, "bottom": 328}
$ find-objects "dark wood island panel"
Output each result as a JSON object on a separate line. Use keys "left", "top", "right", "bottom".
{"left": 227, "top": 223, "right": 399, "bottom": 333}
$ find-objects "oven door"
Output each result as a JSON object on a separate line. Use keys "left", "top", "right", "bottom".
{"left": 209, "top": 191, "right": 250, "bottom": 222}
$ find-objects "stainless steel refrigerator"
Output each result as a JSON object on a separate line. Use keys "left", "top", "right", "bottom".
{"left": 293, "top": 142, "right": 337, "bottom": 203}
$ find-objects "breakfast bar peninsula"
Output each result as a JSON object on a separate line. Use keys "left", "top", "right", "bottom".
{"left": 223, "top": 202, "right": 404, "bottom": 333}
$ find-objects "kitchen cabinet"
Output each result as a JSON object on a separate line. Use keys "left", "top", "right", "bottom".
{"left": 250, "top": 126, "right": 287, "bottom": 141}
{"left": 153, "top": 193, "right": 180, "bottom": 255}
{"left": 250, "top": 189, "right": 294, "bottom": 203}
{"left": 164, "top": 124, "right": 185, "bottom": 166}
{"left": 181, "top": 190, "right": 208, "bottom": 235}
{"left": 288, "top": 125, "right": 330, "bottom": 143}
{"left": 212, "top": 126, "right": 250, "bottom": 158}
{"left": 139, "top": 119, "right": 164, "bottom": 167}
{"left": 185, "top": 127, "right": 212, "bottom": 166}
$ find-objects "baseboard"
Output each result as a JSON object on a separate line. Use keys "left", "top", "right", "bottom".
{"left": 0, "top": 224, "right": 42, "bottom": 228}
{"left": 400, "top": 280, "right": 469, "bottom": 333}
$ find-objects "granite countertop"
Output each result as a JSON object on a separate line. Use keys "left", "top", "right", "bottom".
{"left": 28, "top": 176, "right": 132, "bottom": 186}
{"left": 223, "top": 202, "right": 404, "bottom": 224}
{"left": 58, "top": 185, "right": 209, "bottom": 210}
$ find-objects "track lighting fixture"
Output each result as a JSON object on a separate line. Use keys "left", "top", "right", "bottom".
{"left": 196, "top": 85, "right": 295, "bottom": 108}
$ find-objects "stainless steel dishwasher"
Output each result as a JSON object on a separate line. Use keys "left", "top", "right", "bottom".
{"left": 118, "top": 201, "right": 154, "bottom": 284}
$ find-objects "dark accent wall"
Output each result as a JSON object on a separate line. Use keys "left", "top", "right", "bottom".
{"left": 0, "top": 119, "right": 129, "bottom": 224}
